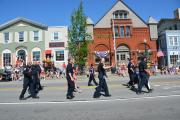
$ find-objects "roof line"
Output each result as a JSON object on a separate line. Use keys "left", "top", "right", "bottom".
{"left": 95, "top": 0, "right": 148, "bottom": 27}
{"left": 0, "top": 17, "right": 48, "bottom": 31}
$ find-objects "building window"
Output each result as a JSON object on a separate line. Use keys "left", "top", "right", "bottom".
{"left": 120, "top": 54, "right": 126, "bottom": 60}
{"left": 34, "top": 31, "right": 39, "bottom": 41}
{"left": 19, "top": 32, "right": 24, "bottom": 42}
{"left": 114, "top": 26, "right": 119, "bottom": 37}
{"left": 174, "top": 24, "right": 177, "bottom": 30}
{"left": 170, "top": 54, "right": 179, "bottom": 65}
{"left": 54, "top": 32, "right": 59, "bottom": 40}
{"left": 55, "top": 50, "right": 64, "bottom": 61}
{"left": 113, "top": 10, "right": 129, "bottom": 19}
{"left": 126, "top": 26, "right": 131, "bottom": 37}
{"left": 4, "top": 32, "right": 9, "bottom": 43}
{"left": 32, "top": 51, "right": 40, "bottom": 61}
{"left": 120, "top": 26, "right": 125, "bottom": 37}
{"left": 3, "top": 53, "right": 11, "bottom": 66}
{"left": 169, "top": 36, "right": 179, "bottom": 46}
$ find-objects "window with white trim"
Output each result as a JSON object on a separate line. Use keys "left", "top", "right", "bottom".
{"left": 3, "top": 53, "right": 11, "bottom": 66}
{"left": 34, "top": 31, "right": 39, "bottom": 41}
{"left": 55, "top": 50, "right": 64, "bottom": 61}
{"left": 32, "top": 51, "right": 40, "bottom": 61}
{"left": 4, "top": 32, "right": 9, "bottom": 43}
{"left": 54, "top": 32, "right": 59, "bottom": 40}
{"left": 113, "top": 10, "right": 129, "bottom": 19}
{"left": 169, "top": 36, "right": 179, "bottom": 46}
{"left": 170, "top": 54, "right": 179, "bottom": 64}
{"left": 19, "top": 32, "right": 24, "bottom": 42}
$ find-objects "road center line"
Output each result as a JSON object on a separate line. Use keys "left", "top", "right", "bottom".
{"left": 0, "top": 94, "right": 180, "bottom": 105}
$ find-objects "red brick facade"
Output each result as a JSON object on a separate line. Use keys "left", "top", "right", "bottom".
{"left": 88, "top": 20, "right": 157, "bottom": 66}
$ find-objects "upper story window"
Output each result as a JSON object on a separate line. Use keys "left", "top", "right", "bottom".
{"left": 34, "top": 31, "right": 39, "bottom": 41}
{"left": 126, "top": 26, "right": 131, "bottom": 37}
{"left": 4, "top": 32, "right": 9, "bottom": 43}
{"left": 19, "top": 32, "right": 24, "bottom": 42}
{"left": 113, "top": 10, "right": 129, "bottom": 19}
{"left": 114, "top": 26, "right": 119, "bottom": 37}
{"left": 169, "top": 36, "right": 179, "bottom": 46}
{"left": 54, "top": 32, "right": 59, "bottom": 40}
{"left": 113, "top": 26, "right": 131, "bottom": 38}
{"left": 120, "top": 26, "right": 125, "bottom": 37}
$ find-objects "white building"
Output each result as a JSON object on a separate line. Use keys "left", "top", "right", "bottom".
{"left": 45, "top": 26, "right": 68, "bottom": 67}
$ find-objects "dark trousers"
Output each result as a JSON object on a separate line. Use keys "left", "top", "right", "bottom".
{"left": 88, "top": 74, "right": 98, "bottom": 85}
{"left": 128, "top": 73, "right": 135, "bottom": 86}
{"left": 19, "top": 77, "right": 36, "bottom": 98}
{"left": 138, "top": 72, "right": 150, "bottom": 93}
{"left": 94, "top": 75, "right": 110, "bottom": 97}
{"left": 66, "top": 76, "right": 75, "bottom": 97}
{"left": 36, "top": 78, "right": 42, "bottom": 90}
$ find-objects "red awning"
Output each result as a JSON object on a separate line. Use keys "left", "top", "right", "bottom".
{"left": 45, "top": 50, "right": 52, "bottom": 54}
{"left": 157, "top": 51, "right": 164, "bottom": 57}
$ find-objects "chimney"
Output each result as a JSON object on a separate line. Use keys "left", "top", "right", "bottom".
{"left": 174, "top": 8, "right": 180, "bottom": 19}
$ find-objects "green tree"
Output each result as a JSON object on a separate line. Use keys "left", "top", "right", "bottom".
{"left": 68, "top": 1, "right": 90, "bottom": 69}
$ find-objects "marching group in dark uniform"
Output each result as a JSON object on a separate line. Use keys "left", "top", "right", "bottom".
{"left": 126, "top": 57, "right": 153, "bottom": 94}
{"left": 19, "top": 56, "right": 153, "bottom": 100}
{"left": 19, "top": 62, "right": 43, "bottom": 100}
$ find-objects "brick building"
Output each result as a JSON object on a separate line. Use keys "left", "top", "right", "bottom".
{"left": 87, "top": 0, "right": 158, "bottom": 66}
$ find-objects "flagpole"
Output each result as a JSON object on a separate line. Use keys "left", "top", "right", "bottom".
{"left": 112, "top": 19, "right": 117, "bottom": 68}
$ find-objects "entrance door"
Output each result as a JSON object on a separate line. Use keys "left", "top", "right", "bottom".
{"left": 17, "top": 50, "right": 26, "bottom": 63}
{"left": 116, "top": 45, "right": 130, "bottom": 65}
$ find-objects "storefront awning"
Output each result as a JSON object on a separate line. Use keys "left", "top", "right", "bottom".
{"left": 45, "top": 50, "right": 52, "bottom": 54}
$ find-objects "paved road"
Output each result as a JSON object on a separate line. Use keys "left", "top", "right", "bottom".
{"left": 0, "top": 74, "right": 180, "bottom": 120}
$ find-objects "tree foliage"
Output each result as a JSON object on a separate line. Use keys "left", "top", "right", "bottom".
{"left": 68, "top": 1, "right": 90, "bottom": 66}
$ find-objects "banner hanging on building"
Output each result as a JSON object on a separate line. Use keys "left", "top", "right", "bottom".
{"left": 95, "top": 51, "right": 109, "bottom": 58}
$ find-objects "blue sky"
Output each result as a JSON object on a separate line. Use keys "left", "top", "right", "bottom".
{"left": 0, "top": 0, "right": 179, "bottom": 26}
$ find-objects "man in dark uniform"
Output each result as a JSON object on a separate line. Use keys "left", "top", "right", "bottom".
{"left": 66, "top": 58, "right": 75, "bottom": 99}
{"left": 88, "top": 64, "right": 98, "bottom": 86}
{"left": 137, "top": 56, "right": 152, "bottom": 94}
{"left": 93, "top": 58, "right": 112, "bottom": 98}
{"left": 127, "top": 58, "right": 135, "bottom": 88}
{"left": 19, "top": 62, "right": 39, "bottom": 100}
{"left": 35, "top": 62, "right": 43, "bottom": 91}
{"left": 31, "top": 63, "right": 39, "bottom": 94}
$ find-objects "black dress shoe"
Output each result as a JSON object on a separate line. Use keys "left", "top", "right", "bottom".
{"left": 66, "top": 96, "right": 73, "bottom": 99}
{"left": 104, "top": 94, "right": 111, "bottom": 97}
{"left": 148, "top": 89, "right": 153, "bottom": 93}
{"left": 32, "top": 96, "right": 39, "bottom": 99}
{"left": 19, "top": 97, "right": 26, "bottom": 100}
{"left": 88, "top": 84, "right": 94, "bottom": 86}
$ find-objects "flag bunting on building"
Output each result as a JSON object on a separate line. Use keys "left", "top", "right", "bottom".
{"left": 95, "top": 51, "right": 109, "bottom": 58}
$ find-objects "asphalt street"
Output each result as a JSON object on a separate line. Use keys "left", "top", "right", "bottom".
{"left": 0, "top": 74, "right": 180, "bottom": 120}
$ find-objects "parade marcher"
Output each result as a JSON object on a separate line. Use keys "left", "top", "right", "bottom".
{"left": 93, "top": 58, "right": 112, "bottom": 98}
{"left": 137, "top": 56, "right": 153, "bottom": 95}
{"left": 19, "top": 62, "right": 39, "bottom": 100}
{"left": 35, "top": 62, "right": 43, "bottom": 91}
{"left": 127, "top": 58, "right": 135, "bottom": 88}
{"left": 66, "top": 58, "right": 75, "bottom": 99}
{"left": 88, "top": 64, "right": 98, "bottom": 86}
{"left": 73, "top": 65, "right": 82, "bottom": 93}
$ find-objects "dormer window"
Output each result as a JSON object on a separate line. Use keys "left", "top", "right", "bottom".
{"left": 113, "top": 10, "right": 129, "bottom": 19}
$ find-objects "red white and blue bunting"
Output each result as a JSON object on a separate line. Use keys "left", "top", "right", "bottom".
{"left": 95, "top": 51, "right": 109, "bottom": 58}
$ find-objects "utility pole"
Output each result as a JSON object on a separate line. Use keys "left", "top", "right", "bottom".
{"left": 112, "top": 19, "right": 117, "bottom": 68}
